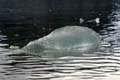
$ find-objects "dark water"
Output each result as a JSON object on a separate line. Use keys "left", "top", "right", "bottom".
{"left": 1, "top": 1, "right": 120, "bottom": 80}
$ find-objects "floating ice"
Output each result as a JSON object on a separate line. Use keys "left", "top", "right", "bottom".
{"left": 22, "top": 26, "right": 101, "bottom": 55}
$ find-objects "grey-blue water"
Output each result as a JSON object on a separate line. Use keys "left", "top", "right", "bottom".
{"left": 0, "top": 1, "right": 120, "bottom": 80}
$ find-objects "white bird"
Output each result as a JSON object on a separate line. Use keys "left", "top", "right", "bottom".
{"left": 87, "top": 17, "right": 100, "bottom": 24}
{"left": 79, "top": 18, "right": 85, "bottom": 24}
{"left": 95, "top": 18, "right": 100, "bottom": 24}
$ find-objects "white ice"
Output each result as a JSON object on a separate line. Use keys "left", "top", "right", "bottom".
{"left": 22, "top": 26, "right": 101, "bottom": 55}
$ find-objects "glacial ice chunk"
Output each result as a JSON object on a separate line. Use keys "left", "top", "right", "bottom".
{"left": 22, "top": 26, "right": 101, "bottom": 54}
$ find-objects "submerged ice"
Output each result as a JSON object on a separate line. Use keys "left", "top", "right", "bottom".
{"left": 22, "top": 26, "right": 100, "bottom": 54}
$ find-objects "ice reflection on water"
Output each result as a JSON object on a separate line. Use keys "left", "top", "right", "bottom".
{"left": 1, "top": 3, "right": 120, "bottom": 80}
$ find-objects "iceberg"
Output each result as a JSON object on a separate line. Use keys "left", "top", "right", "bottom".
{"left": 22, "top": 26, "right": 101, "bottom": 56}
